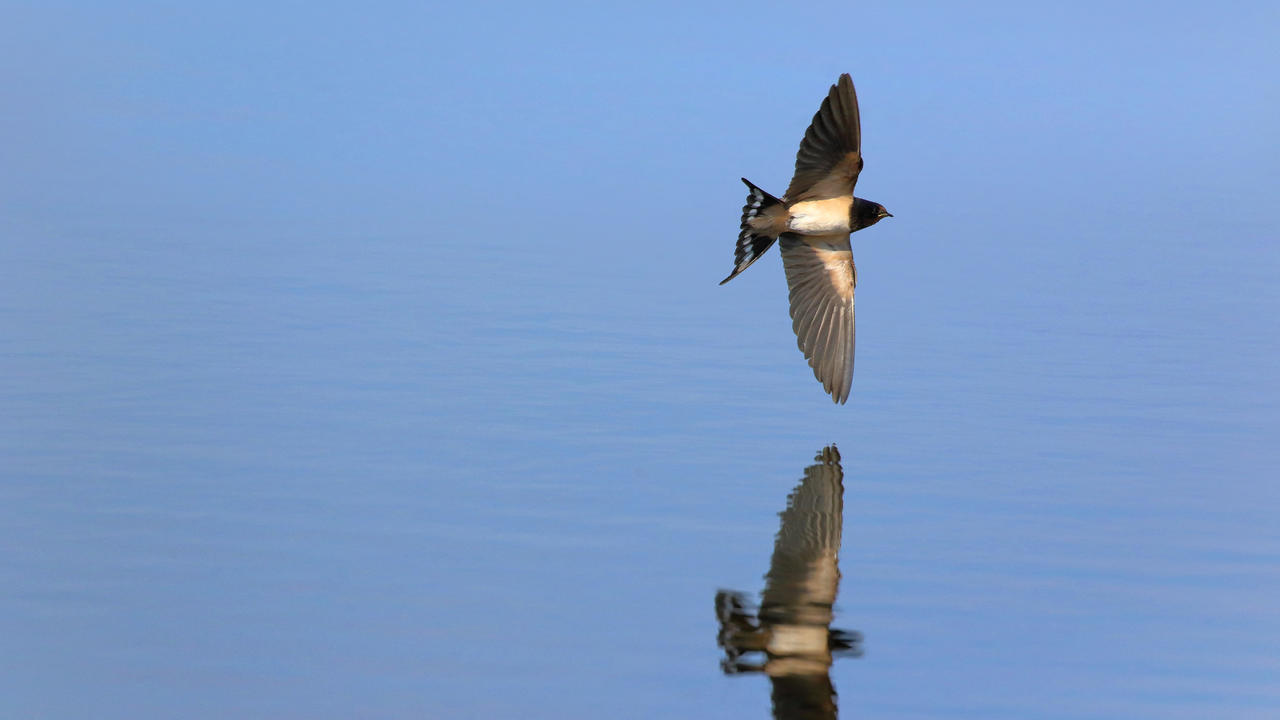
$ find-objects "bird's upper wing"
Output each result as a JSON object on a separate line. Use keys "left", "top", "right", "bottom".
{"left": 779, "top": 233, "right": 855, "bottom": 404}
{"left": 784, "top": 74, "right": 863, "bottom": 203}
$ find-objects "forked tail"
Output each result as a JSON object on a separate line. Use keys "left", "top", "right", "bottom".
{"left": 719, "top": 178, "right": 784, "bottom": 285}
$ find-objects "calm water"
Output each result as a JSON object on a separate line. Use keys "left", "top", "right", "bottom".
{"left": 3, "top": 3, "right": 1279, "bottom": 719}
{"left": 4, "top": 209, "right": 1277, "bottom": 718}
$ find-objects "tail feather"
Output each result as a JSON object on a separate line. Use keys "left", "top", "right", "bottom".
{"left": 719, "top": 178, "right": 784, "bottom": 285}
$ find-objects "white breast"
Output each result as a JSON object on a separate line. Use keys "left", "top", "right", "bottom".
{"left": 786, "top": 197, "right": 852, "bottom": 235}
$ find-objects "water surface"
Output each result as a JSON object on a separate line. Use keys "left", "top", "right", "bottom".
{"left": 3, "top": 3, "right": 1278, "bottom": 718}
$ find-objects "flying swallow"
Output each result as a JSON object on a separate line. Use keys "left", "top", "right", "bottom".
{"left": 720, "top": 74, "right": 891, "bottom": 404}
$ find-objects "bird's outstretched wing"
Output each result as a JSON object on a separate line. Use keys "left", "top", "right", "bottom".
{"left": 784, "top": 74, "right": 863, "bottom": 203}
{"left": 779, "top": 233, "right": 855, "bottom": 404}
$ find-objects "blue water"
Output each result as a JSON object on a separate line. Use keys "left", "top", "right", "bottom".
{"left": 3, "top": 3, "right": 1278, "bottom": 718}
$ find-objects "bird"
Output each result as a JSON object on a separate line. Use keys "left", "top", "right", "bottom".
{"left": 719, "top": 74, "right": 892, "bottom": 404}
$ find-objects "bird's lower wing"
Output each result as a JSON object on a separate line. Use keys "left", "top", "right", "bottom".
{"left": 779, "top": 233, "right": 856, "bottom": 404}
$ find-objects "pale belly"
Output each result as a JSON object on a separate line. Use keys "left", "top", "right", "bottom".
{"left": 786, "top": 196, "right": 852, "bottom": 235}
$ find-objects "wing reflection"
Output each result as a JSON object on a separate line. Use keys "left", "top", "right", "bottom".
{"left": 716, "top": 445, "right": 862, "bottom": 720}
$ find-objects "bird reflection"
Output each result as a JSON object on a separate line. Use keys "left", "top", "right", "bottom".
{"left": 716, "top": 446, "right": 862, "bottom": 720}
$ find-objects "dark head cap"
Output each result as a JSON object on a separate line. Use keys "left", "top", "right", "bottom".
{"left": 853, "top": 198, "right": 893, "bottom": 229}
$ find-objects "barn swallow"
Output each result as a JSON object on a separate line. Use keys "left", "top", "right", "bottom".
{"left": 720, "top": 74, "right": 891, "bottom": 404}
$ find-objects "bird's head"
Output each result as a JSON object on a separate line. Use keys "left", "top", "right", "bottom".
{"left": 853, "top": 198, "right": 893, "bottom": 229}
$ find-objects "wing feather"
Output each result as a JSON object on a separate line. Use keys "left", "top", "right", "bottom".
{"left": 784, "top": 74, "right": 863, "bottom": 202}
{"left": 779, "top": 233, "right": 856, "bottom": 404}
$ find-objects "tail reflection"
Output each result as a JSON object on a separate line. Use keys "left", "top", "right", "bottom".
{"left": 716, "top": 446, "right": 862, "bottom": 719}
